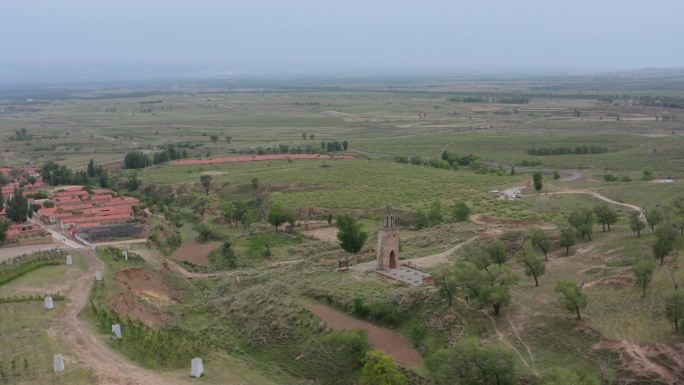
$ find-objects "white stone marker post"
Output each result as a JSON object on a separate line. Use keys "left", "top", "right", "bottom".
{"left": 112, "top": 324, "right": 122, "bottom": 339}
{"left": 44, "top": 296, "right": 54, "bottom": 310}
{"left": 191, "top": 357, "right": 204, "bottom": 378}
{"left": 53, "top": 354, "right": 64, "bottom": 372}
{"left": 65, "top": 255, "right": 73, "bottom": 265}
{"left": 95, "top": 271, "right": 102, "bottom": 281}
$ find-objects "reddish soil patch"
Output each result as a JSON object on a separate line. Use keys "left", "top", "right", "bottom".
{"left": 171, "top": 240, "right": 220, "bottom": 266}
{"left": 107, "top": 293, "right": 169, "bottom": 329}
{"left": 109, "top": 268, "right": 181, "bottom": 328}
{"left": 305, "top": 303, "right": 422, "bottom": 367}
{"left": 594, "top": 340, "right": 684, "bottom": 384}
{"left": 114, "top": 268, "right": 181, "bottom": 306}
{"left": 171, "top": 154, "right": 354, "bottom": 166}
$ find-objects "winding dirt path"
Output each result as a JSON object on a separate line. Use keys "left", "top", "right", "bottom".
{"left": 47, "top": 249, "right": 187, "bottom": 385}
{"left": 547, "top": 189, "right": 645, "bottom": 220}
{"left": 305, "top": 303, "right": 423, "bottom": 367}
{"left": 405, "top": 235, "right": 480, "bottom": 269}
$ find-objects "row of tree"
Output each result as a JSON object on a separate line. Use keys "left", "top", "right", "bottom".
{"left": 527, "top": 146, "right": 608, "bottom": 156}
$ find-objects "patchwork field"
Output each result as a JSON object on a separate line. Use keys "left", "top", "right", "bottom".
{"left": 1, "top": 74, "right": 684, "bottom": 384}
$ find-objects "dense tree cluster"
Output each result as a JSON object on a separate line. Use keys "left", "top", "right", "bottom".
{"left": 5, "top": 189, "right": 34, "bottom": 223}
{"left": 125, "top": 145, "right": 187, "bottom": 169}
{"left": 426, "top": 337, "right": 516, "bottom": 385}
{"left": 40, "top": 160, "right": 110, "bottom": 187}
{"left": 321, "top": 140, "right": 348, "bottom": 152}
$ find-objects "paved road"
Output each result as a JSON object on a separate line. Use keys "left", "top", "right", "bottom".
{"left": 0, "top": 243, "right": 62, "bottom": 262}
{"left": 30, "top": 219, "right": 85, "bottom": 249}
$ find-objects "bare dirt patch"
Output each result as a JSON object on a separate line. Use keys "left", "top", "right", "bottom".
{"left": 305, "top": 303, "right": 422, "bottom": 367}
{"left": 114, "top": 268, "right": 181, "bottom": 306}
{"left": 171, "top": 240, "right": 221, "bottom": 266}
{"left": 107, "top": 293, "right": 169, "bottom": 329}
{"left": 303, "top": 226, "right": 338, "bottom": 243}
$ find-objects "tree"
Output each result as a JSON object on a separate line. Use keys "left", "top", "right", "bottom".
{"left": 336, "top": 214, "right": 368, "bottom": 254}
{"left": 629, "top": 211, "right": 645, "bottom": 237}
{"left": 342, "top": 140, "right": 349, "bottom": 151}
{"left": 510, "top": 166, "right": 515, "bottom": 176}
{"left": 310, "top": 134, "right": 315, "bottom": 140}
{"left": 555, "top": 279, "right": 587, "bottom": 320}
{"left": 6, "top": 189, "right": 29, "bottom": 223}
{"left": 200, "top": 175, "right": 212, "bottom": 195}
{"left": 359, "top": 350, "right": 407, "bottom": 385}
{"left": 251, "top": 177, "right": 259, "bottom": 190}
{"left": 633, "top": 257, "right": 656, "bottom": 298}
{"left": 559, "top": 227, "right": 576, "bottom": 256}
{"left": 642, "top": 168, "right": 655, "bottom": 181}
{"left": 210, "top": 134, "right": 218, "bottom": 143}
{"left": 434, "top": 265, "right": 458, "bottom": 306}
{"left": 515, "top": 246, "right": 545, "bottom": 287}
{"left": 427, "top": 200, "right": 443, "bottom": 225}
{"left": 530, "top": 229, "right": 551, "bottom": 261}
{"left": 123, "top": 151, "right": 150, "bottom": 169}
{"left": 214, "top": 241, "right": 238, "bottom": 268}
{"left": 553, "top": 170, "right": 561, "bottom": 180}
{"left": 0, "top": 219, "right": 9, "bottom": 245}
{"left": 451, "top": 201, "right": 471, "bottom": 222}
{"left": 568, "top": 208, "right": 594, "bottom": 240}
{"left": 425, "top": 337, "right": 516, "bottom": 385}
{"left": 533, "top": 172, "right": 543, "bottom": 192}
{"left": 593, "top": 204, "right": 618, "bottom": 232}
{"left": 452, "top": 261, "right": 518, "bottom": 316}
{"left": 664, "top": 291, "right": 684, "bottom": 334}
{"left": 268, "top": 204, "right": 291, "bottom": 231}
{"left": 240, "top": 209, "right": 258, "bottom": 229}
{"left": 653, "top": 223, "right": 678, "bottom": 265}
{"left": 645, "top": 208, "right": 663, "bottom": 232}
{"left": 486, "top": 240, "right": 508, "bottom": 266}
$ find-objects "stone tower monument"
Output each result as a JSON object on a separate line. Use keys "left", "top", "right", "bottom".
{"left": 377, "top": 205, "right": 400, "bottom": 270}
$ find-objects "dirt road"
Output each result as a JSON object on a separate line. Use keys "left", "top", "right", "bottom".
{"left": 548, "top": 189, "right": 645, "bottom": 220}
{"left": 47, "top": 249, "right": 188, "bottom": 385}
{"left": 305, "top": 303, "right": 422, "bottom": 367}
{"left": 405, "top": 235, "right": 480, "bottom": 269}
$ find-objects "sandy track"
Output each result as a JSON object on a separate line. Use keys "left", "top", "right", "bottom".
{"left": 47, "top": 249, "right": 187, "bottom": 385}
{"left": 305, "top": 303, "right": 422, "bottom": 367}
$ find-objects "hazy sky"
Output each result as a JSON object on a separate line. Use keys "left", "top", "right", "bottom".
{"left": 1, "top": 0, "right": 683, "bottom": 81}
